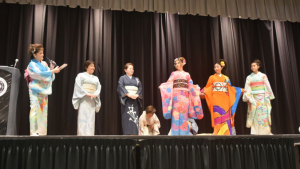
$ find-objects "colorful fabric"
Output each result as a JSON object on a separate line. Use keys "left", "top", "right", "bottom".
{"left": 243, "top": 72, "right": 274, "bottom": 135}
{"left": 160, "top": 71, "right": 203, "bottom": 135}
{"left": 27, "top": 59, "right": 55, "bottom": 136}
{"left": 201, "top": 74, "right": 243, "bottom": 135}
{"left": 27, "top": 59, "right": 55, "bottom": 95}
{"left": 29, "top": 90, "right": 48, "bottom": 135}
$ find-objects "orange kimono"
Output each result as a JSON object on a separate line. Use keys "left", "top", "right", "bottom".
{"left": 201, "top": 74, "right": 243, "bottom": 135}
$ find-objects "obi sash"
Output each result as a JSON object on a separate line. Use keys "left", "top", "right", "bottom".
{"left": 82, "top": 83, "right": 96, "bottom": 94}
{"left": 212, "top": 82, "right": 228, "bottom": 92}
{"left": 173, "top": 79, "right": 188, "bottom": 88}
{"left": 125, "top": 86, "right": 138, "bottom": 95}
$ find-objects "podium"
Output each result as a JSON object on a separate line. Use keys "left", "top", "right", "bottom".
{"left": 0, "top": 66, "right": 20, "bottom": 135}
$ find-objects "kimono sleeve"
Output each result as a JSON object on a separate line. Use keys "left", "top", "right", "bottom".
{"left": 72, "top": 74, "right": 88, "bottom": 110}
{"left": 27, "top": 62, "right": 54, "bottom": 82}
{"left": 117, "top": 76, "right": 129, "bottom": 106}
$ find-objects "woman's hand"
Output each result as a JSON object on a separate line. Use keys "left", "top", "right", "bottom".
{"left": 52, "top": 66, "right": 60, "bottom": 74}
{"left": 200, "top": 92, "right": 205, "bottom": 97}
{"left": 247, "top": 101, "right": 251, "bottom": 111}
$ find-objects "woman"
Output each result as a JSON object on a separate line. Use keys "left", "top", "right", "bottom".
{"left": 243, "top": 59, "right": 274, "bottom": 135}
{"left": 159, "top": 57, "right": 203, "bottom": 135}
{"left": 72, "top": 60, "right": 101, "bottom": 136}
{"left": 117, "top": 63, "right": 143, "bottom": 135}
{"left": 200, "top": 59, "right": 244, "bottom": 135}
{"left": 26, "top": 44, "right": 60, "bottom": 136}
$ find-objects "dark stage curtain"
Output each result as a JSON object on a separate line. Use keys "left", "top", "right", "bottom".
{"left": 0, "top": 3, "right": 300, "bottom": 135}
{"left": 0, "top": 137, "right": 137, "bottom": 169}
{"left": 139, "top": 137, "right": 296, "bottom": 169}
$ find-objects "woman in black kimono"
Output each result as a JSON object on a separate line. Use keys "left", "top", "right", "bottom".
{"left": 117, "top": 63, "right": 143, "bottom": 135}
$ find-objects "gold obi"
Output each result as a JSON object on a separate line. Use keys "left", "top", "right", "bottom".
{"left": 82, "top": 83, "right": 97, "bottom": 94}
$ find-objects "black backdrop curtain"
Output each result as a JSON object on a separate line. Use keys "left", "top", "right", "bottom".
{"left": 0, "top": 3, "right": 300, "bottom": 135}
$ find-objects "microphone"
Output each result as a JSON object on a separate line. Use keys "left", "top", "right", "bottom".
{"left": 45, "top": 57, "right": 58, "bottom": 67}
{"left": 14, "top": 59, "right": 19, "bottom": 68}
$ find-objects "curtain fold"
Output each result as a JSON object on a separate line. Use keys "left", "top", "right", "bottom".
{"left": 1, "top": 0, "right": 300, "bottom": 22}
{"left": 139, "top": 137, "right": 296, "bottom": 169}
{"left": 0, "top": 3, "right": 300, "bottom": 135}
{"left": 0, "top": 138, "right": 137, "bottom": 169}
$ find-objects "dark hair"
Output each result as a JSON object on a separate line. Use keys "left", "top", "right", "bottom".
{"left": 28, "top": 44, "right": 44, "bottom": 59}
{"left": 252, "top": 59, "right": 262, "bottom": 67}
{"left": 215, "top": 59, "right": 227, "bottom": 72}
{"left": 84, "top": 60, "right": 95, "bottom": 70}
{"left": 174, "top": 57, "right": 186, "bottom": 66}
{"left": 124, "top": 63, "right": 134, "bottom": 70}
{"left": 145, "top": 105, "right": 156, "bottom": 114}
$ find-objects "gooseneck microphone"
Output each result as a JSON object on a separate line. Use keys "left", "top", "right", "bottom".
{"left": 14, "top": 59, "right": 19, "bottom": 68}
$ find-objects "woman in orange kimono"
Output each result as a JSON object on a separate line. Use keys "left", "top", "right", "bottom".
{"left": 200, "top": 60, "right": 244, "bottom": 135}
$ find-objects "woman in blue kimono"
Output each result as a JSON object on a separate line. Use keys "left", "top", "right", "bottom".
{"left": 117, "top": 63, "right": 143, "bottom": 135}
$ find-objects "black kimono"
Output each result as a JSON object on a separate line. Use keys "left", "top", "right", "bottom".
{"left": 117, "top": 75, "right": 143, "bottom": 135}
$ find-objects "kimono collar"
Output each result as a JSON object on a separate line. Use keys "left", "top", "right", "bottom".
{"left": 126, "top": 75, "right": 132, "bottom": 79}
{"left": 31, "top": 59, "right": 47, "bottom": 71}
{"left": 84, "top": 72, "right": 93, "bottom": 76}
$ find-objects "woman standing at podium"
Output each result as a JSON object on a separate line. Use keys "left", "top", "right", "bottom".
{"left": 25, "top": 44, "right": 60, "bottom": 136}
{"left": 72, "top": 60, "right": 101, "bottom": 136}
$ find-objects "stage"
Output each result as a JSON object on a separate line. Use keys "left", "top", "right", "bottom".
{"left": 0, "top": 135, "right": 299, "bottom": 169}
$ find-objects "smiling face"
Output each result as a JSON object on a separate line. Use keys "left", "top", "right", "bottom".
{"left": 125, "top": 65, "right": 134, "bottom": 76}
{"left": 214, "top": 63, "right": 223, "bottom": 74}
{"left": 33, "top": 50, "right": 44, "bottom": 62}
{"left": 86, "top": 63, "right": 95, "bottom": 74}
{"left": 251, "top": 62, "right": 260, "bottom": 73}
{"left": 174, "top": 60, "right": 183, "bottom": 70}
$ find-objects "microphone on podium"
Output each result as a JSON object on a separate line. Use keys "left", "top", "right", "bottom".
{"left": 14, "top": 59, "right": 19, "bottom": 68}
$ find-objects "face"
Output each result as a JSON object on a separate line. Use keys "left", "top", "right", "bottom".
{"left": 86, "top": 63, "right": 95, "bottom": 74}
{"left": 251, "top": 63, "right": 260, "bottom": 72}
{"left": 125, "top": 65, "right": 134, "bottom": 76}
{"left": 174, "top": 60, "right": 183, "bottom": 70}
{"left": 33, "top": 50, "right": 44, "bottom": 62}
{"left": 214, "top": 63, "right": 223, "bottom": 74}
{"left": 146, "top": 113, "right": 154, "bottom": 119}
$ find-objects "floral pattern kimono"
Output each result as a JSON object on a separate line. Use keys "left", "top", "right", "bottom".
{"left": 243, "top": 72, "right": 275, "bottom": 135}
{"left": 26, "top": 59, "right": 55, "bottom": 135}
{"left": 160, "top": 71, "right": 203, "bottom": 135}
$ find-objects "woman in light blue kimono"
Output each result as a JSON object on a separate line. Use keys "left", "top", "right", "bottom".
{"left": 26, "top": 44, "right": 60, "bottom": 136}
{"left": 72, "top": 60, "right": 101, "bottom": 136}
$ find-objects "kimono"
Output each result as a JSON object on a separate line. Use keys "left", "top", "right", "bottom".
{"left": 243, "top": 72, "right": 275, "bottom": 135}
{"left": 168, "top": 118, "right": 198, "bottom": 135}
{"left": 72, "top": 72, "right": 101, "bottom": 136}
{"left": 139, "top": 111, "right": 160, "bottom": 135}
{"left": 27, "top": 59, "right": 55, "bottom": 135}
{"left": 117, "top": 75, "right": 143, "bottom": 135}
{"left": 159, "top": 71, "right": 203, "bottom": 135}
{"left": 201, "top": 74, "right": 243, "bottom": 135}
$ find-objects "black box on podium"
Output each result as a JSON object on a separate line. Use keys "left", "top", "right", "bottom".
{"left": 0, "top": 66, "right": 20, "bottom": 135}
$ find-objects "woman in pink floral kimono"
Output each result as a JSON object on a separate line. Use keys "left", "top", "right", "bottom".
{"left": 159, "top": 57, "right": 203, "bottom": 135}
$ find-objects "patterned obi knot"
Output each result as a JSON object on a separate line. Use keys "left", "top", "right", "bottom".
{"left": 212, "top": 82, "right": 228, "bottom": 92}
{"left": 250, "top": 81, "right": 265, "bottom": 91}
{"left": 173, "top": 79, "right": 188, "bottom": 88}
